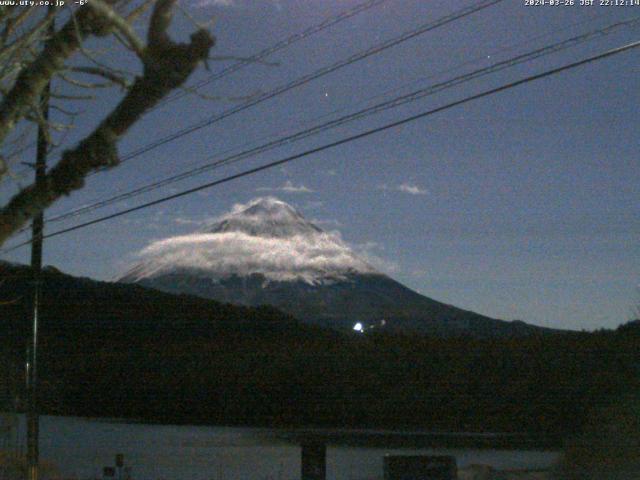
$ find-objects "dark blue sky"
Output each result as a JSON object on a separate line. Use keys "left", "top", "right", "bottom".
{"left": 2, "top": 0, "right": 639, "bottom": 330}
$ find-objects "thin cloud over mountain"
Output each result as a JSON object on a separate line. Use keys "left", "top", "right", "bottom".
{"left": 197, "top": 0, "right": 234, "bottom": 7}
{"left": 257, "top": 180, "right": 314, "bottom": 194}
{"left": 398, "top": 182, "right": 428, "bottom": 195}
{"left": 379, "top": 182, "right": 428, "bottom": 195}
{"left": 125, "top": 197, "right": 375, "bottom": 285}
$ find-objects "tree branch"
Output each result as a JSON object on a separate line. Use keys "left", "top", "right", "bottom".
{"left": 87, "top": 0, "right": 145, "bottom": 57}
{"left": 68, "top": 66, "right": 131, "bottom": 89}
{"left": 0, "top": 3, "right": 117, "bottom": 149}
{"left": 0, "top": 0, "right": 215, "bottom": 246}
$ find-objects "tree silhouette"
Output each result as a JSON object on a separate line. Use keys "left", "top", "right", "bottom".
{"left": 0, "top": 0, "right": 214, "bottom": 246}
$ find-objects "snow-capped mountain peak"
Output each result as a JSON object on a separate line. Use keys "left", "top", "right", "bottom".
{"left": 120, "top": 197, "right": 375, "bottom": 285}
{"left": 117, "top": 198, "right": 547, "bottom": 337}
{"left": 206, "top": 197, "right": 322, "bottom": 238}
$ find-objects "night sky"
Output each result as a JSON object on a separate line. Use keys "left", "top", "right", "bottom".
{"left": 1, "top": 0, "right": 639, "bottom": 331}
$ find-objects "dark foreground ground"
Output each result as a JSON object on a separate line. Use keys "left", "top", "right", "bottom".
{"left": 1, "top": 263, "right": 639, "bottom": 451}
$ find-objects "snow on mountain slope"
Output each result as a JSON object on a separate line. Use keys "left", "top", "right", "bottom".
{"left": 120, "top": 197, "right": 376, "bottom": 285}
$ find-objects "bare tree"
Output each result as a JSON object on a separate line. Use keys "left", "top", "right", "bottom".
{"left": 0, "top": 0, "right": 215, "bottom": 246}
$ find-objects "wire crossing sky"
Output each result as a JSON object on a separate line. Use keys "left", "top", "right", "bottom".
{"left": 117, "top": 0, "right": 505, "bottom": 166}
{"left": 1, "top": 0, "right": 639, "bottom": 331}
{"left": 36, "top": 14, "right": 640, "bottom": 228}
{"left": 152, "top": 0, "right": 393, "bottom": 110}
{"left": 4, "top": 34, "right": 639, "bottom": 252}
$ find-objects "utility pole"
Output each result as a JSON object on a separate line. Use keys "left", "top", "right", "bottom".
{"left": 27, "top": 9, "right": 54, "bottom": 480}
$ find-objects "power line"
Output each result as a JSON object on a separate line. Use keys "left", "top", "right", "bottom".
{"left": 3, "top": 0, "right": 507, "bottom": 240}
{"left": 152, "top": 0, "right": 392, "bottom": 111}
{"left": 114, "top": 0, "right": 505, "bottom": 166}
{"left": 5, "top": 0, "right": 501, "bottom": 240}
{"left": 3, "top": 37, "right": 638, "bottom": 254}
{"left": 42, "top": 9, "right": 614, "bottom": 223}
{"left": 40, "top": 15, "right": 640, "bottom": 226}
{"left": 6, "top": 0, "right": 367, "bottom": 180}
{"left": 28, "top": 0, "right": 504, "bottom": 228}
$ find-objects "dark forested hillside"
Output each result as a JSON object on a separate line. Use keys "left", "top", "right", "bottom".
{"left": 1, "top": 262, "right": 638, "bottom": 446}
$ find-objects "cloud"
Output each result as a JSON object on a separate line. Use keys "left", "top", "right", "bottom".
{"left": 173, "top": 216, "right": 218, "bottom": 227}
{"left": 124, "top": 197, "right": 401, "bottom": 284}
{"left": 398, "top": 182, "right": 428, "bottom": 195}
{"left": 130, "top": 231, "right": 374, "bottom": 284}
{"left": 197, "top": 0, "right": 234, "bottom": 6}
{"left": 379, "top": 182, "right": 428, "bottom": 195}
{"left": 257, "top": 180, "right": 314, "bottom": 194}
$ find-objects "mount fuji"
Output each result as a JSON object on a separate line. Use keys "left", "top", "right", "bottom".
{"left": 119, "top": 197, "right": 552, "bottom": 337}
